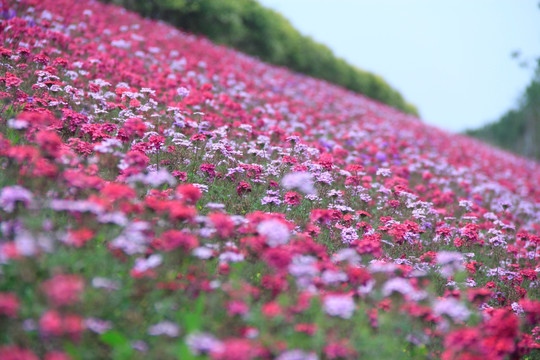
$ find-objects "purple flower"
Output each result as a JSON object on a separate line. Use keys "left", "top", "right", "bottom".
{"left": 433, "top": 298, "right": 470, "bottom": 322}
{"left": 92, "top": 277, "right": 120, "bottom": 291}
{"left": 185, "top": 332, "right": 223, "bottom": 355}
{"left": 340, "top": 227, "right": 359, "bottom": 244}
{"left": 218, "top": 251, "right": 244, "bottom": 264}
{"left": 382, "top": 278, "right": 414, "bottom": 297}
{"left": 131, "top": 340, "right": 148, "bottom": 352}
{"left": 0, "top": 186, "right": 33, "bottom": 213}
{"left": 437, "top": 251, "right": 464, "bottom": 277}
{"left": 281, "top": 172, "right": 317, "bottom": 195}
{"left": 147, "top": 321, "right": 180, "bottom": 337}
{"left": 376, "top": 167, "right": 392, "bottom": 177}
{"left": 85, "top": 317, "right": 113, "bottom": 334}
{"left": 176, "top": 87, "right": 190, "bottom": 98}
{"left": 257, "top": 219, "right": 290, "bottom": 247}
{"left": 321, "top": 270, "right": 348, "bottom": 285}
{"left": 316, "top": 172, "right": 333, "bottom": 185}
{"left": 133, "top": 254, "right": 163, "bottom": 273}
{"left": 276, "top": 350, "right": 319, "bottom": 360}
{"left": 323, "top": 295, "right": 355, "bottom": 319}
{"left": 261, "top": 196, "right": 282, "bottom": 206}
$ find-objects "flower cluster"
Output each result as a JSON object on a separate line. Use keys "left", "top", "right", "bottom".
{"left": 0, "top": 0, "right": 538, "bottom": 359}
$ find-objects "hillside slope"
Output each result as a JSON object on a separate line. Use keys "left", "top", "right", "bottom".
{"left": 100, "top": 0, "right": 419, "bottom": 116}
{"left": 0, "top": 0, "right": 539, "bottom": 359}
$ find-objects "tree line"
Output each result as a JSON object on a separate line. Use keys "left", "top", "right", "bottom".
{"left": 466, "top": 58, "right": 540, "bottom": 160}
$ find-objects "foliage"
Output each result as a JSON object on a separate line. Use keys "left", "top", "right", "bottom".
{"left": 101, "top": 0, "right": 419, "bottom": 116}
{"left": 466, "top": 59, "right": 540, "bottom": 160}
{"left": 0, "top": 0, "right": 539, "bottom": 359}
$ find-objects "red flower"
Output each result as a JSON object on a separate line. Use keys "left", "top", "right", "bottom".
{"left": 261, "top": 302, "right": 282, "bottom": 318}
{"left": 354, "top": 234, "right": 383, "bottom": 257}
{"left": 122, "top": 117, "right": 146, "bottom": 138}
{"left": 211, "top": 338, "right": 262, "bottom": 360}
{"left": 0, "top": 345, "right": 38, "bottom": 360}
{"left": 176, "top": 184, "right": 202, "bottom": 204}
{"left": 42, "top": 274, "right": 84, "bottom": 307}
{"left": 63, "top": 314, "right": 85, "bottom": 341}
{"left": 45, "top": 352, "right": 72, "bottom": 360}
{"left": 101, "top": 183, "right": 137, "bottom": 201}
{"left": 1, "top": 72, "right": 23, "bottom": 88}
{"left": 262, "top": 247, "right": 292, "bottom": 268}
{"left": 324, "top": 340, "right": 357, "bottom": 359}
{"left": 209, "top": 213, "right": 235, "bottom": 238}
{"left": 0, "top": 292, "right": 19, "bottom": 318}
{"left": 284, "top": 191, "right": 302, "bottom": 206}
{"left": 200, "top": 163, "right": 216, "bottom": 177}
{"left": 294, "top": 323, "right": 317, "bottom": 336}
{"left": 172, "top": 171, "right": 188, "bottom": 181}
{"left": 40, "top": 310, "right": 64, "bottom": 336}
{"left": 65, "top": 228, "right": 94, "bottom": 247}
{"left": 236, "top": 181, "right": 252, "bottom": 196}
{"left": 226, "top": 301, "right": 249, "bottom": 316}
{"left": 157, "top": 230, "right": 198, "bottom": 252}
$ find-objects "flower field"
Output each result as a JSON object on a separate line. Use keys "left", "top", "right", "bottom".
{"left": 0, "top": 0, "right": 539, "bottom": 359}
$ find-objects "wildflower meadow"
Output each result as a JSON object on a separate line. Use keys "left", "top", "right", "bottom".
{"left": 0, "top": 0, "right": 539, "bottom": 359}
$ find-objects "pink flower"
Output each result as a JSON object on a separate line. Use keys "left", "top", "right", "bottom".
{"left": 156, "top": 230, "right": 198, "bottom": 252}
{"left": 40, "top": 310, "right": 63, "bottom": 336}
{"left": 42, "top": 274, "right": 84, "bottom": 307}
{"left": 0, "top": 292, "right": 19, "bottom": 318}
{"left": 236, "top": 181, "right": 252, "bottom": 196}
{"left": 226, "top": 301, "right": 249, "bottom": 316}
{"left": 0, "top": 345, "right": 38, "bottom": 360}
{"left": 284, "top": 191, "right": 302, "bottom": 206}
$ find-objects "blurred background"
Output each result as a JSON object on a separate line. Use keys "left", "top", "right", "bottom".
{"left": 106, "top": 0, "right": 540, "bottom": 159}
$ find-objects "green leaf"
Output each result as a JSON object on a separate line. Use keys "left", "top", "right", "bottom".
{"left": 175, "top": 341, "right": 195, "bottom": 360}
{"left": 100, "top": 330, "right": 128, "bottom": 347}
{"left": 100, "top": 330, "right": 134, "bottom": 360}
{"left": 63, "top": 342, "right": 83, "bottom": 360}
{"left": 183, "top": 294, "right": 206, "bottom": 333}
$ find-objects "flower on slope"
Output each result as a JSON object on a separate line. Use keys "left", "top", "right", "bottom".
{"left": 437, "top": 251, "right": 464, "bottom": 277}
{"left": 276, "top": 350, "right": 318, "bottom": 360}
{"left": 0, "top": 292, "right": 20, "bottom": 318}
{"left": 433, "top": 298, "right": 470, "bottom": 322}
{"left": 257, "top": 219, "right": 290, "bottom": 247}
{"left": 323, "top": 294, "right": 355, "bottom": 319}
{"left": 0, "top": 186, "right": 33, "bottom": 213}
{"left": 147, "top": 321, "right": 180, "bottom": 337}
{"left": 281, "top": 172, "right": 317, "bottom": 195}
{"left": 42, "top": 275, "right": 84, "bottom": 307}
{"left": 185, "top": 332, "right": 223, "bottom": 356}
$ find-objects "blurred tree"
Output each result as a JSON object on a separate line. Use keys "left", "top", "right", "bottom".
{"left": 466, "top": 58, "right": 540, "bottom": 159}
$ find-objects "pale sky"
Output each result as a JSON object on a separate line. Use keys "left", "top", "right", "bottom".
{"left": 258, "top": 0, "right": 540, "bottom": 132}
